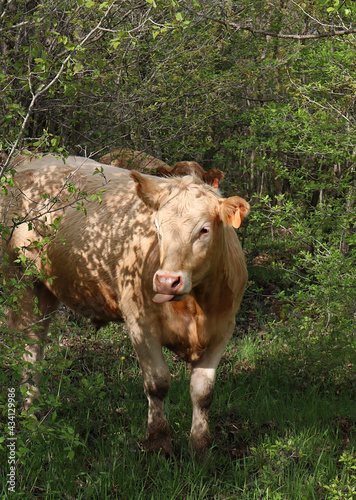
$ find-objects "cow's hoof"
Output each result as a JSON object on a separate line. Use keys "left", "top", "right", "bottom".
{"left": 189, "top": 434, "right": 212, "bottom": 464}
{"left": 146, "top": 427, "right": 173, "bottom": 455}
{"left": 146, "top": 417, "right": 172, "bottom": 455}
{"left": 146, "top": 434, "right": 173, "bottom": 455}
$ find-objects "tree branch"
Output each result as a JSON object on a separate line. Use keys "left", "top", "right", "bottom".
{"left": 0, "top": 2, "right": 115, "bottom": 177}
{"left": 227, "top": 23, "right": 356, "bottom": 40}
{"left": 183, "top": 4, "right": 355, "bottom": 41}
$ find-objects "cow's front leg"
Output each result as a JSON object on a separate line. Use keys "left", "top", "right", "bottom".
{"left": 133, "top": 337, "right": 172, "bottom": 454}
{"left": 189, "top": 365, "right": 215, "bottom": 460}
{"left": 189, "top": 334, "right": 232, "bottom": 461}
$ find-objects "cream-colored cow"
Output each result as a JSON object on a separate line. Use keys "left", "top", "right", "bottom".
{"left": 99, "top": 148, "right": 224, "bottom": 187}
{"left": 1, "top": 155, "right": 249, "bottom": 460}
{"left": 99, "top": 148, "right": 171, "bottom": 172}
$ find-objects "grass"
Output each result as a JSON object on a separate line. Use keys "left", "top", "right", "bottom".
{"left": 1, "top": 310, "right": 355, "bottom": 499}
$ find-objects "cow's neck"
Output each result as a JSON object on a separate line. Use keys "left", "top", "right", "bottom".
{"left": 192, "top": 233, "right": 234, "bottom": 312}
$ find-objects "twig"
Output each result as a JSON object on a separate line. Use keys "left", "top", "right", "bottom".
{"left": 0, "top": 2, "right": 115, "bottom": 177}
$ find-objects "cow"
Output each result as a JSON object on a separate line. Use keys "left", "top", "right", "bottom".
{"left": 1, "top": 154, "right": 249, "bottom": 460}
{"left": 168, "top": 161, "right": 224, "bottom": 188}
{"left": 99, "top": 148, "right": 171, "bottom": 172}
{"left": 99, "top": 148, "right": 224, "bottom": 188}
{"left": 0, "top": 152, "right": 8, "bottom": 167}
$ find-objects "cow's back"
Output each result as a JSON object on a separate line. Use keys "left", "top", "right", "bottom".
{"left": 1, "top": 155, "right": 160, "bottom": 323}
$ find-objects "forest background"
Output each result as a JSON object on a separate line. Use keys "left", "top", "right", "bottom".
{"left": 0, "top": 1, "right": 355, "bottom": 498}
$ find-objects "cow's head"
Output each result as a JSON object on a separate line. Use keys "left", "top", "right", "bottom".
{"left": 168, "top": 162, "right": 225, "bottom": 188}
{"left": 130, "top": 172, "right": 250, "bottom": 303}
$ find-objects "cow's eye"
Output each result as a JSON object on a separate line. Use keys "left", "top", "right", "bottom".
{"left": 198, "top": 226, "right": 209, "bottom": 239}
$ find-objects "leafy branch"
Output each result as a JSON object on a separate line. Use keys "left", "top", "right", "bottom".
{"left": 227, "top": 23, "right": 356, "bottom": 40}
{"left": 0, "top": 2, "right": 115, "bottom": 177}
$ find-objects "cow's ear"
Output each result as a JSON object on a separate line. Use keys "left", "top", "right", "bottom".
{"left": 155, "top": 165, "right": 172, "bottom": 177}
{"left": 130, "top": 171, "right": 164, "bottom": 210}
{"left": 219, "top": 196, "right": 250, "bottom": 229}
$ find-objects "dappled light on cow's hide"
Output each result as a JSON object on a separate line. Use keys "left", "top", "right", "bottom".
{"left": 1, "top": 154, "right": 249, "bottom": 462}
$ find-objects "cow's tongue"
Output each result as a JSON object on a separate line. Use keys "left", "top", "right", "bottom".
{"left": 152, "top": 293, "right": 175, "bottom": 303}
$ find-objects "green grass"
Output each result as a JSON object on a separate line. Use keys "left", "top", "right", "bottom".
{"left": 1, "top": 312, "right": 355, "bottom": 499}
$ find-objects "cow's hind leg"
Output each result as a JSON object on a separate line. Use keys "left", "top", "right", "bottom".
{"left": 6, "top": 281, "right": 59, "bottom": 409}
{"left": 132, "top": 336, "right": 172, "bottom": 455}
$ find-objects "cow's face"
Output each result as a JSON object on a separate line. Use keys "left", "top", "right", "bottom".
{"left": 130, "top": 172, "right": 249, "bottom": 303}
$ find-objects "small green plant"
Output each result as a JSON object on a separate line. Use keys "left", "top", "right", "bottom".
{"left": 322, "top": 450, "right": 356, "bottom": 500}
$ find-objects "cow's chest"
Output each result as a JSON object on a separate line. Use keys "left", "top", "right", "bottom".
{"left": 158, "top": 297, "right": 209, "bottom": 363}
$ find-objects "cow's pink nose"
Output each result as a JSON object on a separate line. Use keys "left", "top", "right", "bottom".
{"left": 154, "top": 272, "right": 183, "bottom": 294}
